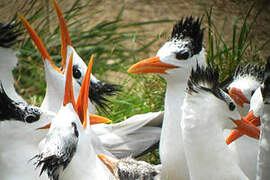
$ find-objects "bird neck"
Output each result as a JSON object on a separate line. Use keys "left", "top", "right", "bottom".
{"left": 163, "top": 76, "right": 187, "bottom": 128}
{"left": 181, "top": 93, "right": 247, "bottom": 179}
{"left": 159, "top": 70, "right": 190, "bottom": 179}
{"left": 0, "top": 47, "right": 25, "bottom": 103}
{"left": 41, "top": 60, "right": 66, "bottom": 112}
{"left": 257, "top": 104, "right": 270, "bottom": 180}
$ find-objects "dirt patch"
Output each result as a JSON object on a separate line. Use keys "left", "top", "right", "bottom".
{"left": 0, "top": 0, "right": 269, "bottom": 58}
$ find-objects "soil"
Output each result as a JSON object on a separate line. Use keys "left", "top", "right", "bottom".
{"left": 0, "top": 0, "right": 269, "bottom": 57}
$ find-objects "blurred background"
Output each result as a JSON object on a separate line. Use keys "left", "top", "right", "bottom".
{"left": 0, "top": 0, "right": 269, "bottom": 163}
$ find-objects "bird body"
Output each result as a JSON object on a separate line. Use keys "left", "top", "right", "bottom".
{"left": 250, "top": 60, "right": 270, "bottom": 180}
{"left": 0, "top": 89, "right": 55, "bottom": 179}
{"left": 159, "top": 48, "right": 205, "bottom": 179}
{"left": 181, "top": 65, "right": 259, "bottom": 180}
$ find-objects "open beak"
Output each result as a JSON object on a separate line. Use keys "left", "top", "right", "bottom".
{"left": 90, "top": 114, "right": 111, "bottom": 125}
{"left": 18, "top": 13, "right": 62, "bottom": 74}
{"left": 229, "top": 87, "right": 250, "bottom": 107}
{"left": 226, "top": 111, "right": 261, "bottom": 144}
{"left": 128, "top": 56, "right": 178, "bottom": 74}
{"left": 97, "top": 154, "right": 117, "bottom": 176}
{"left": 76, "top": 56, "right": 94, "bottom": 129}
{"left": 52, "top": 0, "right": 72, "bottom": 70}
{"left": 226, "top": 117, "right": 260, "bottom": 145}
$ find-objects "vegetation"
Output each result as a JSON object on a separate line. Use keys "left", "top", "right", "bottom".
{"left": 11, "top": 0, "right": 269, "bottom": 165}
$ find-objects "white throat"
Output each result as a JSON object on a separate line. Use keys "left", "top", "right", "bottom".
{"left": 159, "top": 48, "right": 206, "bottom": 179}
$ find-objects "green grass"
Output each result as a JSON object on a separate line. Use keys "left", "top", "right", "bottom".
{"left": 11, "top": 1, "right": 269, "bottom": 166}
{"left": 205, "top": 4, "right": 269, "bottom": 81}
{"left": 14, "top": 0, "right": 171, "bottom": 107}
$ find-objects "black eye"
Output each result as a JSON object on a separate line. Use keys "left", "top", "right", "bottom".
{"left": 25, "top": 114, "right": 37, "bottom": 123}
{"left": 71, "top": 122, "right": 79, "bottom": 137}
{"left": 73, "top": 65, "right": 81, "bottom": 79}
{"left": 176, "top": 51, "right": 190, "bottom": 60}
{"left": 229, "top": 102, "right": 236, "bottom": 111}
{"left": 251, "top": 90, "right": 255, "bottom": 96}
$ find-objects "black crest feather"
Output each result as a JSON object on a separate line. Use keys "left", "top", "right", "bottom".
{"left": 187, "top": 64, "right": 233, "bottom": 106}
{"left": 0, "top": 22, "right": 22, "bottom": 48}
{"left": 233, "top": 63, "right": 264, "bottom": 83}
{"left": 171, "top": 16, "right": 204, "bottom": 55}
{"left": 187, "top": 64, "right": 219, "bottom": 94}
{"left": 187, "top": 65, "right": 236, "bottom": 110}
{"left": 0, "top": 82, "right": 40, "bottom": 123}
{"left": 89, "top": 81, "right": 121, "bottom": 112}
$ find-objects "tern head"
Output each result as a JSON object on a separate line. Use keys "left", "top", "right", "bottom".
{"left": 98, "top": 154, "right": 160, "bottom": 180}
{"left": 66, "top": 46, "right": 121, "bottom": 111}
{"left": 128, "top": 17, "right": 205, "bottom": 79}
{"left": 226, "top": 59, "right": 270, "bottom": 144}
{"left": 186, "top": 64, "right": 260, "bottom": 139}
{"left": 53, "top": 0, "right": 121, "bottom": 111}
{"left": 227, "top": 64, "right": 264, "bottom": 107}
{"left": 34, "top": 53, "right": 98, "bottom": 179}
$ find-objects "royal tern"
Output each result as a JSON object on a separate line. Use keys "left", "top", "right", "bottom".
{"left": 128, "top": 17, "right": 205, "bottom": 179}
{"left": 181, "top": 64, "right": 259, "bottom": 180}
{"left": 227, "top": 59, "right": 270, "bottom": 180}
{"left": 35, "top": 54, "right": 113, "bottom": 180}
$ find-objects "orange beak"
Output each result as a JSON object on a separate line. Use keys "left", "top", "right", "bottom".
{"left": 76, "top": 56, "right": 94, "bottom": 130}
{"left": 229, "top": 87, "right": 250, "bottom": 107}
{"left": 97, "top": 154, "right": 117, "bottom": 176}
{"left": 18, "top": 13, "right": 62, "bottom": 74}
{"left": 63, "top": 52, "right": 76, "bottom": 107}
{"left": 242, "top": 110, "right": 261, "bottom": 126}
{"left": 226, "top": 111, "right": 261, "bottom": 144}
{"left": 36, "top": 123, "right": 51, "bottom": 130}
{"left": 90, "top": 114, "right": 111, "bottom": 125}
{"left": 52, "top": 0, "right": 72, "bottom": 70}
{"left": 128, "top": 56, "right": 178, "bottom": 74}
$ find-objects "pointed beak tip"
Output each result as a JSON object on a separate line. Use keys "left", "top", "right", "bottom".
{"left": 231, "top": 118, "right": 260, "bottom": 140}
{"left": 228, "top": 87, "right": 250, "bottom": 107}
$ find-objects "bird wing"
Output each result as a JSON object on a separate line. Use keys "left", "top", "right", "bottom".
{"left": 92, "top": 111, "right": 163, "bottom": 158}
